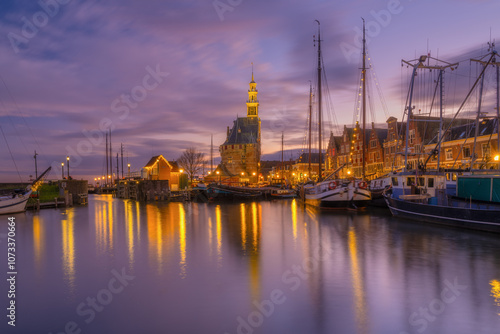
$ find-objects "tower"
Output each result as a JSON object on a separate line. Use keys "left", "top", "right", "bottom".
{"left": 247, "top": 66, "right": 259, "bottom": 117}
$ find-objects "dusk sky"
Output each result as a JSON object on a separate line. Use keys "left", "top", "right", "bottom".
{"left": 0, "top": 0, "right": 499, "bottom": 182}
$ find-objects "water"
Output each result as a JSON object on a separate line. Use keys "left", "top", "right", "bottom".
{"left": 1, "top": 195, "right": 500, "bottom": 334}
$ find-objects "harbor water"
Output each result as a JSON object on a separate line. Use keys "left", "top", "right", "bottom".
{"left": 2, "top": 195, "right": 500, "bottom": 334}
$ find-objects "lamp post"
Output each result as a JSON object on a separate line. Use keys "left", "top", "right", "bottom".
{"left": 66, "top": 156, "right": 70, "bottom": 179}
{"left": 61, "top": 162, "right": 64, "bottom": 180}
{"left": 127, "top": 163, "right": 131, "bottom": 179}
{"left": 216, "top": 171, "right": 220, "bottom": 185}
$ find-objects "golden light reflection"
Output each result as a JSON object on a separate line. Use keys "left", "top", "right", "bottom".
{"left": 490, "top": 279, "right": 500, "bottom": 315}
{"left": 348, "top": 227, "right": 368, "bottom": 334}
{"left": 62, "top": 208, "right": 76, "bottom": 292}
{"left": 251, "top": 202, "right": 258, "bottom": 251}
{"left": 240, "top": 203, "right": 246, "bottom": 251}
{"left": 179, "top": 203, "right": 187, "bottom": 278}
{"left": 33, "top": 215, "right": 44, "bottom": 274}
{"left": 291, "top": 199, "right": 297, "bottom": 242}
{"left": 94, "top": 195, "right": 114, "bottom": 254}
{"left": 146, "top": 205, "right": 165, "bottom": 274}
{"left": 208, "top": 217, "right": 213, "bottom": 258}
{"left": 125, "top": 201, "right": 135, "bottom": 269}
{"left": 216, "top": 205, "right": 222, "bottom": 266}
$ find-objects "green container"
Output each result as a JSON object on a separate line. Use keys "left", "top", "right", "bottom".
{"left": 457, "top": 176, "right": 499, "bottom": 203}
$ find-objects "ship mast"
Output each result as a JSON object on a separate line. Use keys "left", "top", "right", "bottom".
{"left": 308, "top": 81, "right": 312, "bottom": 178}
{"left": 361, "top": 18, "right": 367, "bottom": 180}
{"left": 315, "top": 20, "right": 323, "bottom": 182}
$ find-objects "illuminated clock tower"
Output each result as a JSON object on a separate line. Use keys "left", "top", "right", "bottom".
{"left": 247, "top": 70, "right": 259, "bottom": 117}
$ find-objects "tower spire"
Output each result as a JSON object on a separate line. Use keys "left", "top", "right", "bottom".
{"left": 251, "top": 62, "right": 254, "bottom": 82}
{"left": 247, "top": 65, "right": 258, "bottom": 117}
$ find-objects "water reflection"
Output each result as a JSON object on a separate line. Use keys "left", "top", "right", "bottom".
{"left": 94, "top": 195, "right": 114, "bottom": 254}
{"left": 491, "top": 280, "right": 500, "bottom": 315}
{"left": 348, "top": 224, "right": 369, "bottom": 334}
{"left": 61, "top": 208, "right": 76, "bottom": 293}
{"left": 15, "top": 198, "right": 500, "bottom": 334}
{"left": 32, "top": 214, "right": 44, "bottom": 276}
{"left": 178, "top": 203, "right": 187, "bottom": 278}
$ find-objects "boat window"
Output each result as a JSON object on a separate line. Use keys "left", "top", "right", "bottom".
{"left": 417, "top": 177, "right": 425, "bottom": 187}
{"left": 407, "top": 177, "right": 415, "bottom": 186}
{"left": 392, "top": 177, "right": 398, "bottom": 186}
{"left": 446, "top": 173, "right": 450, "bottom": 181}
{"left": 452, "top": 173, "right": 457, "bottom": 181}
{"left": 428, "top": 178, "right": 434, "bottom": 188}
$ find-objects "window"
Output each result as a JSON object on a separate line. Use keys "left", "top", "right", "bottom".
{"left": 462, "top": 146, "right": 471, "bottom": 158}
{"left": 407, "top": 177, "right": 415, "bottom": 186}
{"left": 370, "top": 140, "right": 377, "bottom": 148}
{"left": 445, "top": 148, "right": 453, "bottom": 160}
{"left": 409, "top": 129, "right": 415, "bottom": 144}
{"left": 392, "top": 177, "right": 399, "bottom": 186}
{"left": 428, "top": 178, "right": 434, "bottom": 188}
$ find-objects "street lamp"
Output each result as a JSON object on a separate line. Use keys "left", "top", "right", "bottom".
{"left": 216, "top": 170, "right": 220, "bottom": 184}
{"left": 66, "top": 156, "right": 70, "bottom": 179}
{"left": 127, "top": 163, "right": 131, "bottom": 179}
{"left": 61, "top": 162, "right": 64, "bottom": 179}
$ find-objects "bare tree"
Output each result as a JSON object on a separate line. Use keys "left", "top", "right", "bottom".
{"left": 177, "top": 147, "right": 205, "bottom": 184}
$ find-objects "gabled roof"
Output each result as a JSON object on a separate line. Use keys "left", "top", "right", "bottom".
{"left": 223, "top": 117, "right": 259, "bottom": 145}
{"left": 143, "top": 155, "right": 180, "bottom": 172}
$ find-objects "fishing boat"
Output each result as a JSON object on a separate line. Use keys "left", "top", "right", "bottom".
{"left": 0, "top": 166, "right": 51, "bottom": 214}
{"left": 301, "top": 19, "right": 371, "bottom": 209}
{"left": 385, "top": 45, "right": 500, "bottom": 231}
{"left": 207, "top": 184, "right": 262, "bottom": 201}
{"left": 385, "top": 171, "right": 500, "bottom": 231}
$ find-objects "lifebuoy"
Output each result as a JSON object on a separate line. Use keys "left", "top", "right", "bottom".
{"left": 328, "top": 181, "right": 337, "bottom": 190}
{"left": 358, "top": 181, "right": 368, "bottom": 189}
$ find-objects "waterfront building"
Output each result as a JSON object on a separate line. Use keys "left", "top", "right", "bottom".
{"left": 425, "top": 118, "right": 499, "bottom": 170}
{"left": 141, "top": 155, "right": 183, "bottom": 190}
{"left": 325, "top": 132, "right": 342, "bottom": 173}
{"left": 291, "top": 153, "right": 324, "bottom": 182}
{"left": 219, "top": 71, "right": 261, "bottom": 180}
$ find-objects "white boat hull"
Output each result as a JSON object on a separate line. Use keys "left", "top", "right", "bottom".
{"left": 303, "top": 180, "right": 371, "bottom": 209}
{"left": 0, "top": 190, "right": 32, "bottom": 215}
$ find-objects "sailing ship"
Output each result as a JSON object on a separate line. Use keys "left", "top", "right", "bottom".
{"left": 384, "top": 45, "right": 500, "bottom": 230}
{"left": 301, "top": 19, "right": 371, "bottom": 209}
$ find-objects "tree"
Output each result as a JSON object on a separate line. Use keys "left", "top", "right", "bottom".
{"left": 177, "top": 147, "right": 205, "bottom": 184}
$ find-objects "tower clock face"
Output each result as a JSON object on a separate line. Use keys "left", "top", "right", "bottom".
{"left": 249, "top": 107, "right": 256, "bottom": 115}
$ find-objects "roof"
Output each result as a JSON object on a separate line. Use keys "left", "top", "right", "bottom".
{"left": 223, "top": 117, "right": 259, "bottom": 145}
{"left": 143, "top": 155, "right": 179, "bottom": 171}
{"left": 447, "top": 118, "right": 497, "bottom": 142}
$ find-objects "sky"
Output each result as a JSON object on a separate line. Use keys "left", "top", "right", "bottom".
{"left": 0, "top": 0, "right": 499, "bottom": 182}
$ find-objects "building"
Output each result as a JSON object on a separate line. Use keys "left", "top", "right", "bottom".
{"left": 141, "top": 155, "right": 183, "bottom": 190}
{"left": 219, "top": 71, "right": 261, "bottom": 180}
{"left": 292, "top": 153, "right": 324, "bottom": 182}
{"left": 325, "top": 132, "right": 342, "bottom": 173}
{"left": 425, "top": 118, "right": 499, "bottom": 170}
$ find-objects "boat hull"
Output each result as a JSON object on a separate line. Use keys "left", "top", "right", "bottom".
{"left": 0, "top": 191, "right": 31, "bottom": 215}
{"left": 303, "top": 183, "right": 371, "bottom": 209}
{"left": 384, "top": 194, "right": 500, "bottom": 232}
